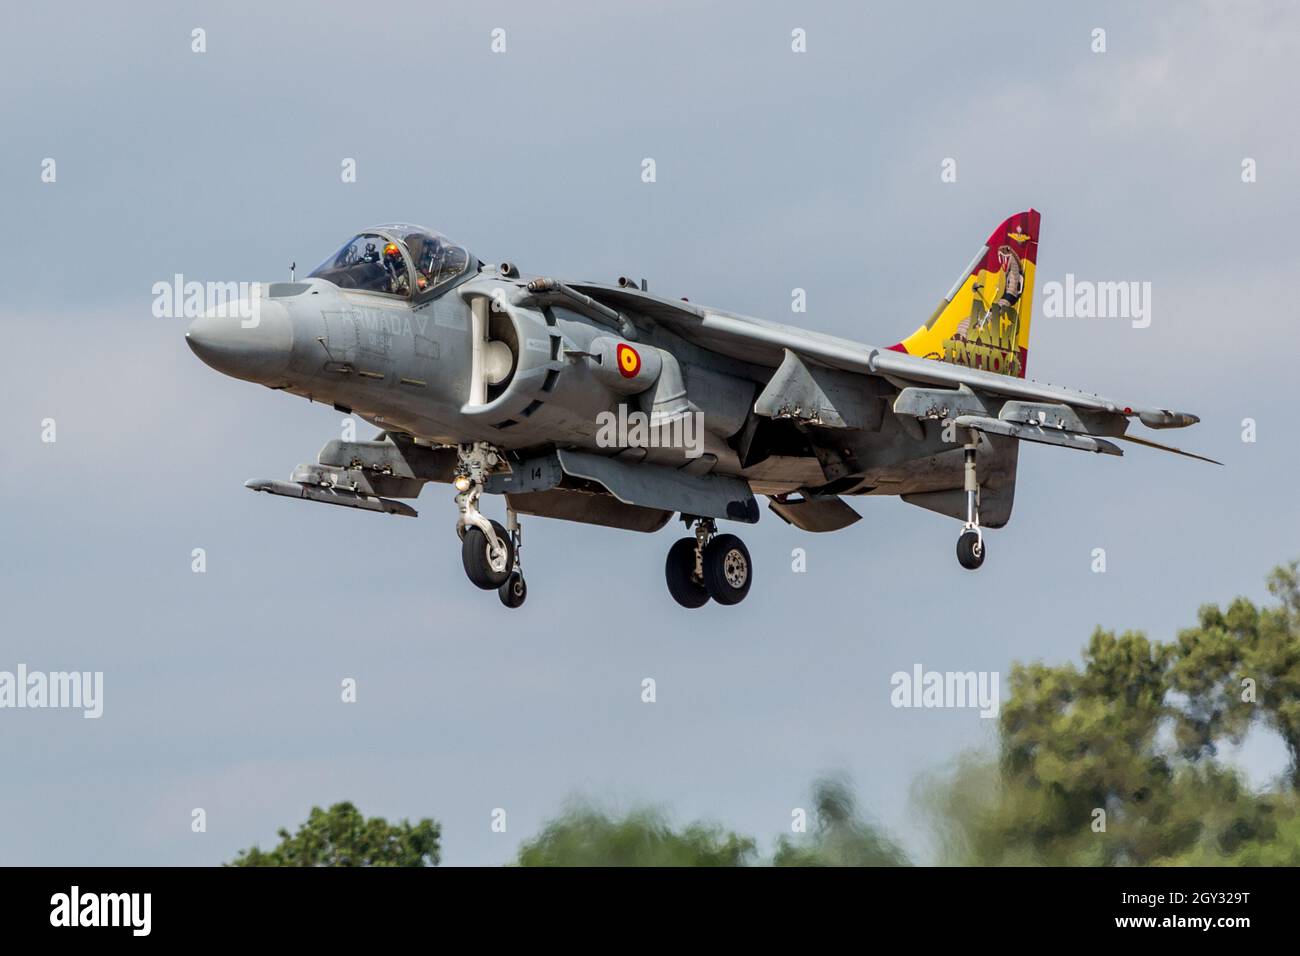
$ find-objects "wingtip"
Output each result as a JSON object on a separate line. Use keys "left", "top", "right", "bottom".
{"left": 1137, "top": 409, "right": 1201, "bottom": 429}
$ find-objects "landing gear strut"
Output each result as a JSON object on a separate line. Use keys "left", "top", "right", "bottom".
{"left": 454, "top": 442, "right": 526, "bottom": 603}
{"left": 664, "top": 517, "right": 753, "bottom": 608}
{"left": 956, "top": 437, "right": 985, "bottom": 570}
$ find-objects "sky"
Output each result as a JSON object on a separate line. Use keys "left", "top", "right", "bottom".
{"left": 1, "top": 0, "right": 1298, "bottom": 865}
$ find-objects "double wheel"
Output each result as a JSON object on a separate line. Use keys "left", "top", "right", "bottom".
{"left": 665, "top": 533, "right": 752, "bottom": 608}
{"left": 461, "top": 519, "right": 528, "bottom": 607}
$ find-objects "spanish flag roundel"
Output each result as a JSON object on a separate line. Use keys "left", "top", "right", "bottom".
{"left": 616, "top": 343, "right": 641, "bottom": 378}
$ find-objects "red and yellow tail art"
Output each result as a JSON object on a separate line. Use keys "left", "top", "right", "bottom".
{"left": 888, "top": 209, "right": 1040, "bottom": 379}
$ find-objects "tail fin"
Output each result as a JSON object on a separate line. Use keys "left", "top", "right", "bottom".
{"left": 888, "top": 209, "right": 1040, "bottom": 378}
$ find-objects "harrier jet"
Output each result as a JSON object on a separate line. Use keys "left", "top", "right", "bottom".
{"left": 186, "top": 211, "right": 1212, "bottom": 609}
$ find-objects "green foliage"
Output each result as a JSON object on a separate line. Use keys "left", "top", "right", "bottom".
{"left": 228, "top": 563, "right": 1300, "bottom": 867}
{"left": 512, "top": 782, "right": 906, "bottom": 866}
{"left": 1169, "top": 562, "right": 1300, "bottom": 787}
{"left": 774, "top": 776, "right": 909, "bottom": 866}
{"left": 514, "top": 801, "right": 757, "bottom": 866}
{"left": 228, "top": 801, "right": 440, "bottom": 867}
{"left": 922, "top": 561, "right": 1300, "bottom": 865}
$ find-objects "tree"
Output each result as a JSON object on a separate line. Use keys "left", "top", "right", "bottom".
{"left": 224, "top": 563, "right": 1300, "bottom": 867}
{"left": 1169, "top": 561, "right": 1300, "bottom": 788}
{"left": 923, "top": 562, "right": 1300, "bottom": 866}
{"left": 228, "top": 802, "right": 440, "bottom": 867}
{"left": 513, "top": 780, "right": 906, "bottom": 867}
{"left": 514, "top": 802, "right": 756, "bottom": 866}
{"left": 774, "top": 776, "right": 909, "bottom": 866}
{"left": 922, "top": 629, "right": 1184, "bottom": 865}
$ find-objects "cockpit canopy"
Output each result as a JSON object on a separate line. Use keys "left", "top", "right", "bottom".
{"left": 308, "top": 224, "right": 471, "bottom": 297}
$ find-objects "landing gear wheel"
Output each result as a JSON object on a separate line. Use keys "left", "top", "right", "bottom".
{"left": 702, "top": 533, "right": 752, "bottom": 605}
{"left": 462, "top": 519, "right": 515, "bottom": 589}
{"left": 956, "top": 530, "right": 985, "bottom": 570}
{"left": 665, "top": 537, "right": 709, "bottom": 608}
{"left": 498, "top": 570, "right": 527, "bottom": 608}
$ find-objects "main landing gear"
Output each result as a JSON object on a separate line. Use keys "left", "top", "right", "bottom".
{"left": 956, "top": 437, "right": 986, "bottom": 570}
{"left": 665, "top": 517, "right": 753, "bottom": 608}
{"left": 454, "top": 442, "right": 527, "bottom": 608}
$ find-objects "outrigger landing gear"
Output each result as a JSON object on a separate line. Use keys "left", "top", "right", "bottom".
{"left": 664, "top": 517, "right": 753, "bottom": 608}
{"left": 956, "top": 437, "right": 986, "bottom": 570}
{"left": 454, "top": 442, "right": 522, "bottom": 596}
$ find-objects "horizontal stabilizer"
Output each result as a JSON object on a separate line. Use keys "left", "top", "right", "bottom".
{"left": 245, "top": 479, "right": 418, "bottom": 516}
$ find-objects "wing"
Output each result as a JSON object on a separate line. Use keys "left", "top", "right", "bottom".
{"left": 566, "top": 280, "right": 1213, "bottom": 462}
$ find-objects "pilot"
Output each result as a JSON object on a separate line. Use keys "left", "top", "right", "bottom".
{"left": 382, "top": 242, "right": 410, "bottom": 295}
{"left": 410, "top": 235, "right": 443, "bottom": 293}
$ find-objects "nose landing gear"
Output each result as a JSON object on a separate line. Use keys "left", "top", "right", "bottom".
{"left": 460, "top": 517, "right": 514, "bottom": 589}
{"left": 454, "top": 442, "right": 527, "bottom": 607}
{"left": 453, "top": 446, "right": 756, "bottom": 609}
{"left": 664, "top": 517, "right": 753, "bottom": 608}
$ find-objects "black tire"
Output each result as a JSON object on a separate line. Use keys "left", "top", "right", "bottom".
{"left": 702, "top": 533, "right": 752, "bottom": 605}
{"left": 498, "top": 571, "right": 527, "bottom": 608}
{"left": 462, "top": 520, "right": 514, "bottom": 589}
{"left": 665, "top": 537, "right": 709, "bottom": 608}
{"left": 956, "top": 530, "right": 985, "bottom": 570}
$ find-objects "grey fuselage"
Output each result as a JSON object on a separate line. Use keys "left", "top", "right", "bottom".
{"left": 186, "top": 260, "right": 1016, "bottom": 524}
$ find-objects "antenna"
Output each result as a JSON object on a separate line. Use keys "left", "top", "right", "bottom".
{"left": 290, "top": 261, "right": 296, "bottom": 281}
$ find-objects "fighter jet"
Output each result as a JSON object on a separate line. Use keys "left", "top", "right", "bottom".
{"left": 186, "top": 211, "right": 1213, "bottom": 609}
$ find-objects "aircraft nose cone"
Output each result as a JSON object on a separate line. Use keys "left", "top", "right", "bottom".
{"left": 186, "top": 299, "right": 293, "bottom": 383}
